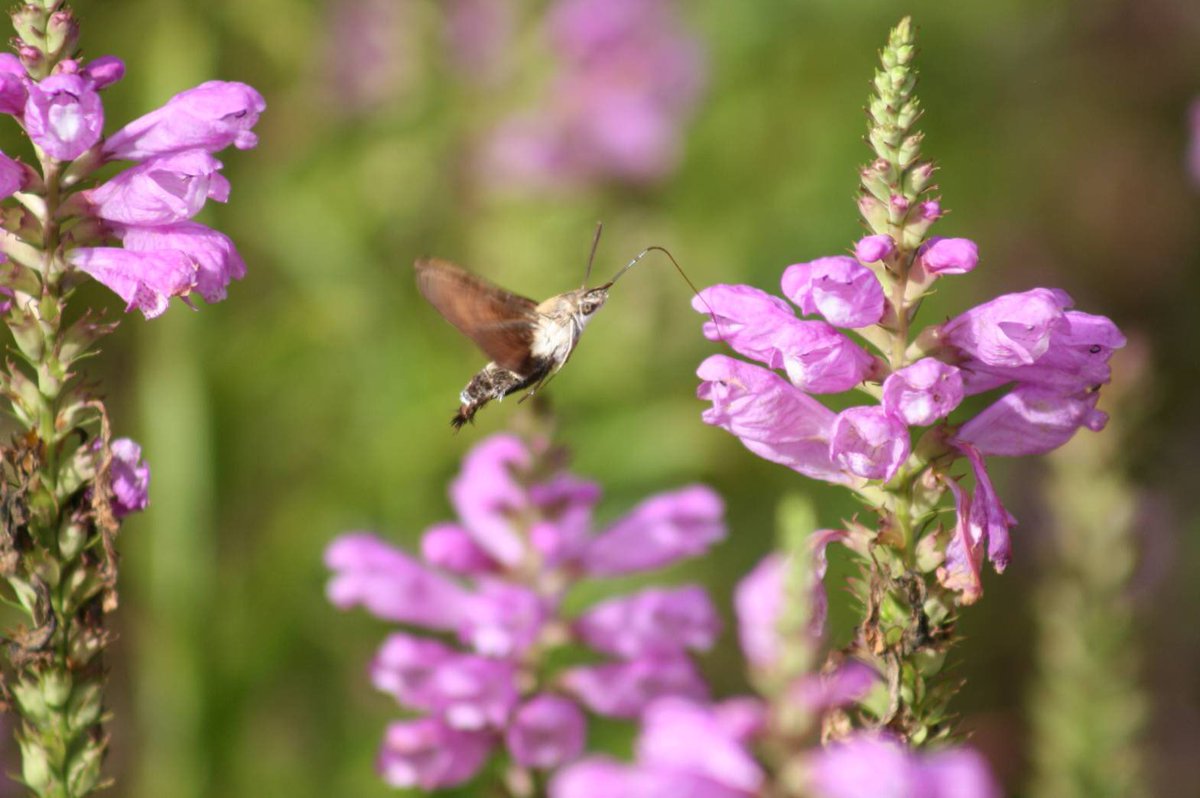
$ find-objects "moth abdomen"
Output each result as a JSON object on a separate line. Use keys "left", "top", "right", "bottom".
{"left": 451, "top": 360, "right": 552, "bottom": 429}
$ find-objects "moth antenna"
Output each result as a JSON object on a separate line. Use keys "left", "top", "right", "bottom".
{"left": 582, "top": 221, "right": 604, "bottom": 289}
{"left": 601, "top": 246, "right": 727, "bottom": 342}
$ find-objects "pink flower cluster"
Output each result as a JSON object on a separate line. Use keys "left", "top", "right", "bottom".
{"left": 695, "top": 234, "right": 1124, "bottom": 602}
{"left": 483, "top": 0, "right": 705, "bottom": 190}
{"left": 552, "top": 549, "right": 999, "bottom": 798}
{"left": 0, "top": 52, "right": 264, "bottom": 318}
{"left": 325, "top": 434, "right": 726, "bottom": 790}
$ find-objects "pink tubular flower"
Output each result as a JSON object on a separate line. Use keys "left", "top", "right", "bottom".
{"left": 506, "top": 694, "right": 587, "bottom": 770}
{"left": 941, "top": 287, "right": 1073, "bottom": 367}
{"left": 459, "top": 580, "right": 548, "bottom": 657}
{"left": 882, "top": 358, "right": 964, "bottom": 426}
{"left": 0, "top": 54, "right": 27, "bottom": 115}
{"left": 0, "top": 151, "right": 26, "bottom": 199}
{"left": 67, "top": 246, "right": 196, "bottom": 319}
{"left": 781, "top": 256, "right": 886, "bottom": 328}
{"left": 806, "top": 734, "right": 1000, "bottom": 798}
{"left": 109, "top": 437, "right": 150, "bottom": 517}
{"left": 118, "top": 221, "right": 246, "bottom": 303}
{"left": 854, "top": 234, "right": 894, "bottom": 263}
{"left": 917, "top": 236, "right": 978, "bottom": 275}
{"left": 103, "top": 80, "right": 266, "bottom": 161}
{"left": 86, "top": 150, "right": 230, "bottom": 226}
{"left": 323, "top": 532, "right": 472, "bottom": 630}
{"left": 370, "top": 633, "right": 457, "bottom": 709}
{"left": 937, "top": 478, "right": 983, "bottom": 603}
{"left": 697, "top": 355, "right": 856, "bottom": 486}
{"left": 829, "top": 406, "right": 910, "bottom": 482}
{"left": 551, "top": 758, "right": 749, "bottom": 798}
{"left": 449, "top": 433, "right": 532, "bottom": 566}
{"left": 574, "top": 584, "right": 720, "bottom": 659}
{"left": 581, "top": 485, "right": 725, "bottom": 576}
{"left": 24, "top": 74, "right": 104, "bottom": 161}
{"left": 791, "top": 660, "right": 880, "bottom": 712}
{"left": 563, "top": 656, "right": 708, "bottom": 719}
{"left": 378, "top": 718, "right": 492, "bottom": 790}
{"left": 421, "top": 523, "right": 499, "bottom": 575}
{"left": 81, "top": 56, "right": 125, "bottom": 90}
{"left": 637, "top": 697, "right": 764, "bottom": 794}
{"left": 956, "top": 385, "right": 1108, "bottom": 457}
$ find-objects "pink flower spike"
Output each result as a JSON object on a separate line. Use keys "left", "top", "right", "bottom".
{"left": 0, "top": 151, "right": 27, "bottom": 200}
{"left": 882, "top": 358, "right": 964, "bottom": 426}
{"left": 378, "top": 718, "right": 492, "bottom": 790}
{"left": 87, "top": 150, "right": 230, "bottom": 226}
{"left": 581, "top": 484, "right": 725, "bottom": 576}
{"left": 82, "top": 56, "right": 125, "bottom": 90}
{"left": 563, "top": 656, "right": 708, "bottom": 719}
{"left": 24, "top": 74, "right": 104, "bottom": 161}
{"left": 118, "top": 221, "right": 246, "bottom": 304}
{"left": 104, "top": 80, "right": 266, "bottom": 161}
{"left": 853, "top": 234, "right": 894, "bottom": 263}
{"left": 67, "top": 247, "right": 196, "bottom": 319}
{"left": 697, "top": 355, "right": 856, "bottom": 486}
{"left": 575, "top": 584, "right": 720, "bottom": 660}
{"left": 505, "top": 694, "right": 587, "bottom": 770}
{"left": 829, "top": 406, "right": 910, "bottom": 482}
{"left": 0, "top": 54, "right": 27, "bottom": 116}
{"left": 109, "top": 437, "right": 150, "bottom": 517}
{"left": 323, "top": 532, "right": 472, "bottom": 630}
{"left": 637, "top": 697, "right": 764, "bottom": 794}
{"left": 918, "top": 236, "right": 978, "bottom": 275}
{"left": 781, "top": 256, "right": 886, "bottom": 328}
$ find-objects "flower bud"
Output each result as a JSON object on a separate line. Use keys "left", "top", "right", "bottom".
{"left": 81, "top": 55, "right": 124, "bottom": 90}
{"left": 854, "top": 234, "right": 895, "bottom": 264}
{"left": 858, "top": 195, "right": 890, "bottom": 231}
{"left": 46, "top": 10, "right": 79, "bottom": 59}
{"left": 11, "top": 5, "right": 44, "bottom": 47}
{"left": 17, "top": 42, "right": 43, "bottom": 76}
{"left": 919, "top": 236, "right": 978, "bottom": 275}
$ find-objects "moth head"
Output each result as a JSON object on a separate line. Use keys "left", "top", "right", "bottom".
{"left": 579, "top": 286, "right": 609, "bottom": 316}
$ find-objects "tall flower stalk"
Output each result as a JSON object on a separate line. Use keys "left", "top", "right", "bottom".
{"left": 691, "top": 16, "right": 1124, "bottom": 749}
{"left": 0, "top": 2, "right": 263, "bottom": 794}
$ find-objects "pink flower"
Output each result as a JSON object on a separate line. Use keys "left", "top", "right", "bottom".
{"left": 86, "top": 150, "right": 230, "bottom": 226}
{"left": 806, "top": 733, "right": 999, "bottom": 798}
{"left": 0, "top": 151, "right": 26, "bottom": 199}
{"left": 323, "top": 533, "right": 473, "bottom": 630}
{"left": 420, "top": 523, "right": 499, "bottom": 575}
{"left": 527, "top": 473, "right": 602, "bottom": 564}
{"left": 829, "top": 406, "right": 910, "bottom": 482}
{"left": 882, "top": 359, "right": 964, "bottom": 426}
{"left": 459, "top": 580, "right": 548, "bottom": 657}
{"left": 552, "top": 758, "right": 748, "bottom": 798}
{"left": 580, "top": 485, "right": 725, "bottom": 576}
{"left": 791, "top": 660, "right": 880, "bottom": 711}
{"left": 936, "top": 443, "right": 1014, "bottom": 605}
{"left": 109, "top": 437, "right": 150, "bottom": 517}
{"left": 67, "top": 246, "right": 196, "bottom": 319}
{"left": 378, "top": 718, "right": 492, "bottom": 789}
{"left": 506, "top": 694, "right": 587, "bottom": 770}
{"left": 957, "top": 385, "right": 1108, "bottom": 457}
{"left": 781, "top": 256, "right": 886, "bottom": 328}
{"left": 733, "top": 554, "right": 785, "bottom": 669}
{"left": 24, "top": 74, "right": 103, "bottom": 161}
{"left": 0, "top": 54, "right": 27, "bottom": 116}
{"left": 370, "top": 633, "right": 457, "bottom": 710}
{"left": 694, "top": 286, "right": 874, "bottom": 393}
{"left": 636, "top": 698, "right": 764, "bottom": 794}
{"left": 118, "top": 221, "right": 246, "bottom": 303}
{"left": 575, "top": 585, "right": 720, "bottom": 659}
{"left": 81, "top": 56, "right": 125, "bottom": 90}
{"left": 941, "top": 288, "right": 1073, "bottom": 368}
{"left": 854, "top": 234, "right": 894, "bottom": 263}
{"left": 449, "top": 433, "right": 532, "bottom": 566}
{"left": 917, "top": 236, "right": 978, "bottom": 275}
{"left": 697, "top": 355, "right": 855, "bottom": 486}
{"left": 104, "top": 80, "right": 265, "bottom": 161}
{"left": 564, "top": 656, "right": 708, "bottom": 719}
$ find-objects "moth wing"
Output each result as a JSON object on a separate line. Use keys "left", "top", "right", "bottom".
{"left": 414, "top": 258, "right": 541, "bottom": 374}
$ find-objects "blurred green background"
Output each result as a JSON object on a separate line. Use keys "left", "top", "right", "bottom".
{"left": 7, "top": 0, "right": 1198, "bottom": 795}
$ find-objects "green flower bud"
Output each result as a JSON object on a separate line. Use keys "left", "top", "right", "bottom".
{"left": 45, "top": 9, "right": 78, "bottom": 59}
{"left": 11, "top": 5, "right": 46, "bottom": 47}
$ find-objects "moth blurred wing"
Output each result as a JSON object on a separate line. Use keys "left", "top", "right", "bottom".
{"left": 414, "top": 258, "right": 540, "bottom": 374}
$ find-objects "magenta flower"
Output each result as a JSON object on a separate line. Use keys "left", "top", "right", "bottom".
{"left": 0, "top": 151, "right": 26, "bottom": 199}
{"left": 86, "top": 150, "right": 229, "bottom": 226}
{"left": 108, "top": 437, "right": 150, "bottom": 517}
{"left": 697, "top": 355, "right": 856, "bottom": 486}
{"left": 378, "top": 718, "right": 492, "bottom": 790}
{"left": 882, "top": 358, "right": 964, "bottom": 427}
{"left": 80, "top": 55, "right": 125, "bottom": 90}
{"left": 0, "top": 54, "right": 27, "bottom": 115}
{"left": 917, "top": 236, "right": 978, "bottom": 276}
{"left": 806, "top": 733, "right": 999, "bottom": 798}
{"left": 941, "top": 287, "right": 1074, "bottom": 368}
{"left": 854, "top": 234, "right": 895, "bottom": 263}
{"left": 24, "top": 73, "right": 103, "bottom": 161}
{"left": 327, "top": 433, "right": 724, "bottom": 787}
{"left": 574, "top": 585, "right": 720, "bottom": 659}
{"left": 830, "top": 405, "right": 910, "bottom": 482}
{"left": 118, "top": 222, "right": 246, "bottom": 303}
{"left": 782, "top": 256, "right": 886, "bottom": 328}
{"left": 103, "top": 80, "right": 265, "bottom": 161}
{"left": 791, "top": 660, "right": 880, "bottom": 712}
{"left": 957, "top": 385, "right": 1108, "bottom": 457}
{"left": 506, "top": 695, "right": 587, "bottom": 769}
{"left": 66, "top": 247, "right": 196, "bottom": 319}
